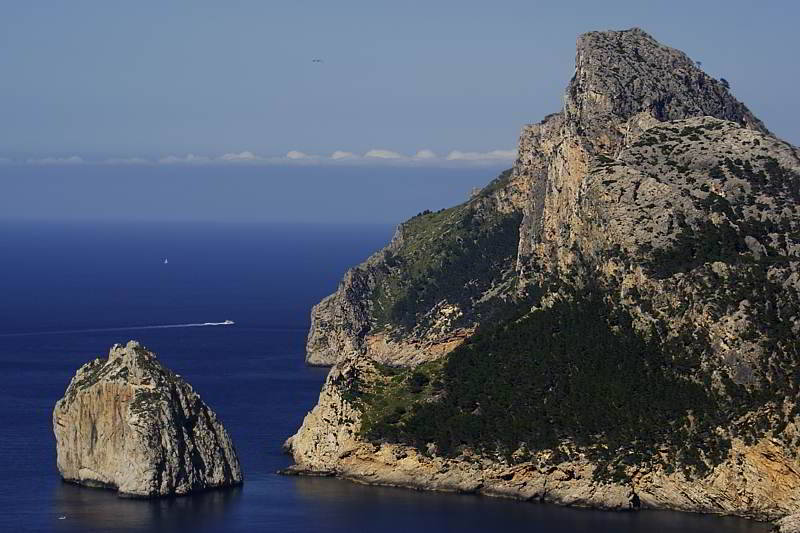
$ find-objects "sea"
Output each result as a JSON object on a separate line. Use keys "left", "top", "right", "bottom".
{"left": 0, "top": 220, "right": 772, "bottom": 532}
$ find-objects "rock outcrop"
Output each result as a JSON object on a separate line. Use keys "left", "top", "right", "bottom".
{"left": 288, "top": 27, "right": 800, "bottom": 527}
{"left": 53, "top": 341, "right": 242, "bottom": 497}
{"left": 305, "top": 226, "right": 406, "bottom": 366}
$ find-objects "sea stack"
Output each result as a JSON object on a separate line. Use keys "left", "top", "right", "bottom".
{"left": 53, "top": 340, "right": 242, "bottom": 497}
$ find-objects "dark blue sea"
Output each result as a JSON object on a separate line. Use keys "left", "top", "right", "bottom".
{"left": 0, "top": 221, "right": 771, "bottom": 532}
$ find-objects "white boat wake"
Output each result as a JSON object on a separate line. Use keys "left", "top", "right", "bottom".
{"left": 0, "top": 321, "right": 235, "bottom": 338}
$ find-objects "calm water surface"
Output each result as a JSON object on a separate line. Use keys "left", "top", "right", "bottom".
{"left": 0, "top": 221, "right": 771, "bottom": 532}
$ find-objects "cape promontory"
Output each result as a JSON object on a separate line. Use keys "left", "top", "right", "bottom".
{"left": 53, "top": 341, "right": 242, "bottom": 497}
{"left": 286, "top": 28, "right": 800, "bottom": 526}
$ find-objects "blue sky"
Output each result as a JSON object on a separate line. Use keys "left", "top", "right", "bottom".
{"left": 1, "top": 1, "right": 798, "bottom": 223}
{"left": 1, "top": 0, "right": 798, "bottom": 164}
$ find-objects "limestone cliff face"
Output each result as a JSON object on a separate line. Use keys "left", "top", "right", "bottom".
{"left": 53, "top": 341, "right": 242, "bottom": 497}
{"left": 288, "top": 28, "right": 800, "bottom": 526}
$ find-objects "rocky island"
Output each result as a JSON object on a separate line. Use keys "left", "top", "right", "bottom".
{"left": 285, "top": 28, "right": 800, "bottom": 527}
{"left": 53, "top": 340, "right": 242, "bottom": 497}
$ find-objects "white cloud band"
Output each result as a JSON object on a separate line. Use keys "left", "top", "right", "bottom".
{"left": 3, "top": 147, "right": 516, "bottom": 167}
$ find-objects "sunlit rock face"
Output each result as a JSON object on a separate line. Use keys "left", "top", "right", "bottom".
{"left": 53, "top": 341, "right": 242, "bottom": 497}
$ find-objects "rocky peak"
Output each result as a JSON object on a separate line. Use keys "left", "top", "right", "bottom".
{"left": 566, "top": 28, "right": 768, "bottom": 154}
{"left": 513, "top": 28, "right": 779, "bottom": 283}
{"left": 108, "top": 340, "right": 145, "bottom": 363}
{"left": 107, "top": 340, "right": 158, "bottom": 380}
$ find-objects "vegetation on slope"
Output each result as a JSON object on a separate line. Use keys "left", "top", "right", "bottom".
{"left": 350, "top": 127, "right": 800, "bottom": 483}
{"left": 356, "top": 274, "right": 800, "bottom": 481}
{"left": 644, "top": 155, "right": 800, "bottom": 279}
{"left": 370, "top": 170, "right": 521, "bottom": 333}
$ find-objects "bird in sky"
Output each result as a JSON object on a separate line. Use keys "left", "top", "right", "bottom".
{"left": 312, "top": 58, "right": 323, "bottom": 63}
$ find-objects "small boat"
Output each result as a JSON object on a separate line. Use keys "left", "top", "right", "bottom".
{"left": 223, "top": 320, "right": 234, "bottom": 325}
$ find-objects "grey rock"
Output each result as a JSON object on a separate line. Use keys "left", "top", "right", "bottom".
{"left": 567, "top": 27, "right": 767, "bottom": 154}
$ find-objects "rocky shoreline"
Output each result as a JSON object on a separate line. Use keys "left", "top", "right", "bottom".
{"left": 282, "top": 387, "right": 800, "bottom": 522}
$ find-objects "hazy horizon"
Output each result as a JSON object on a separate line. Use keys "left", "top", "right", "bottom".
{"left": 0, "top": 164, "right": 507, "bottom": 224}
{"left": 2, "top": 1, "right": 798, "bottom": 224}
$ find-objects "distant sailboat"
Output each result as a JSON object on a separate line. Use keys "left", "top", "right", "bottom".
{"left": 163, "top": 258, "right": 169, "bottom": 264}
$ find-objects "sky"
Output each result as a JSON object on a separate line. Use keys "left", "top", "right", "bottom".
{"left": 0, "top": 165, "right": 505, "bottom": 224}
{"left": 1, "top": 1, "right": 798, "bottom": 222}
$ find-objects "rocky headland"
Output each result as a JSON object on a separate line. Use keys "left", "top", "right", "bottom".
{"left": 285, "top": 28, "right": 800, "bottom": 527}
{"left": 53, "top": 340, "right": 242, "bottom": 497}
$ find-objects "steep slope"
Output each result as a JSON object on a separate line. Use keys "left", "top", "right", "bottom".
{"left": 305, "top": 168, "right": 528, "bottom": 366}
{"left": 286, "top": 28, "right": 800, "bottom": 524}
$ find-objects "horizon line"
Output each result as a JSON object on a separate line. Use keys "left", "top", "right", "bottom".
{"left": 0, "top": 148, "right": 517, "bottom": 168}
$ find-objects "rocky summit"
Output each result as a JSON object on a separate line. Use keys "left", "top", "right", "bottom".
{"left": 285, "top": 28, "right": 800, "bottom": 526}
{"left": 53, "top": 341, "right": 242, "bottom": 497}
